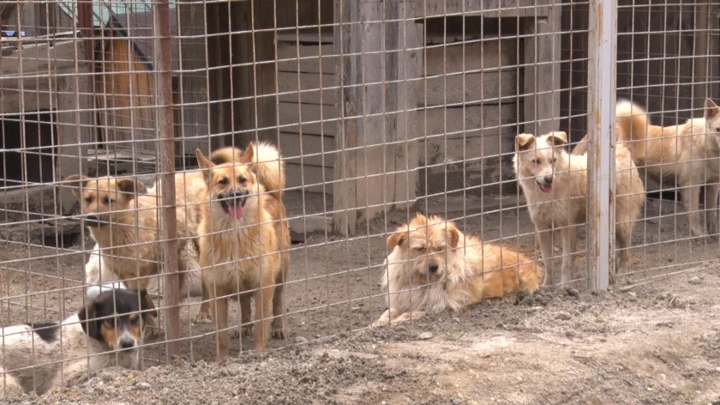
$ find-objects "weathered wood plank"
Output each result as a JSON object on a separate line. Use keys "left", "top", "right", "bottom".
{"left": 277, "top": 71, "right": 336, "bottom": 105}
{"left": 421, "top": 71, "right": 516, "bottom": 107}
{"left": 2, "top": 40, "right": 81, "bottom": 77}
{"left": 277, "top": 44, "right": 337, "bottom": 74}
{"left": 279, "top": 132, "right": 335, "bottom": 167}
{"left": 420, "top": 103, "right": 518, "bottom": 139}
{"left": 279, "top": 102, "right": 337, "bottom": 136}
{"left": 414, "top": 0, "right": 553, "bottom": 18}
{"left": 286, "top": 163, "right": 334, "bottom": 194}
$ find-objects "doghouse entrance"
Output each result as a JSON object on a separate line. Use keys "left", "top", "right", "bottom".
{"left": 0, "top": 112, "right": 57, "bottom": 189}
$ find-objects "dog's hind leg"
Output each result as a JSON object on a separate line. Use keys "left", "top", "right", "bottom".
{"left": 192, "top": 282, "right": 214, "bottom": 324}
{"left": 537, "top": 229, "right": 555, "bottom": 285}
{"left": 560, "top": 225, "right": 577, "bottom": 285}
{"left": 682, "top": 184, "right": 705, "bottom": 237}
{"left": 239, "top": 292, "right": 253, "bottom": 337}
{"left": 271, "top": 259, "right": 288, "bottom": 339}
{"left": 614, "top": 221, "right": 633, "bottom": 281}
{"left": 705, "top": 183, "right": 719, "bottom": 237}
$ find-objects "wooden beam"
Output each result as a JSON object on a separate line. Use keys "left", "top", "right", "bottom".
{"left": 523, "top": 7, "right": 561, "bottom": 135}
{"left": 413, "top": 0, "right": 553, "bottom": 19}
{"left": 333, "top": 0, "right": 420, "bottom": 235}
{"left": 178, "top": 1, "right": 211, "bottom": 157}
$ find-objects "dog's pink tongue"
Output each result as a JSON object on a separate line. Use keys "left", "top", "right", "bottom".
{"left": 228, "top": 202, "right": 244, "bottom": 220}
{"left": 540, "top": 184, "right": 552, "bottom": 193}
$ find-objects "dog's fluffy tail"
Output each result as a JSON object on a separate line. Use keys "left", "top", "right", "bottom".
{"left": 616, "top": 100, "right": 649, "bottom": 143}
{"left": 249, "top": 141, "right": 286, "bottom": 200}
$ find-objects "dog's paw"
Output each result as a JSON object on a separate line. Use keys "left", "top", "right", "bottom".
{"left": 231, "top": 325, "right": 253, "bottom": 339}
{"left": 192, "top": 312, "right": 213, "bottom": 324}
{"left": 271, "top": 326, "right": 286, "bottom": 340}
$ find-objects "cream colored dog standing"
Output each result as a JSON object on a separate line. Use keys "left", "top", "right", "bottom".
{"left": 372, "top": 214, "right": 544, "bottom": 327}
{"left": 613, "top": 99, "right": 720, "bottom": 237}
{"left": 513, "top": 131, "right": 645, "bottom": 284}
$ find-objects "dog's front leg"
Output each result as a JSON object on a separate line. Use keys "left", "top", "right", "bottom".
{"left": 537, "top": 229, "right": 555, "bottom": 285}
{"left": 560, "top": 225, "right": 577, "bottom": 285}
{"left": 192, "top": 281, "right": 214, "bottom": 324}
{"left": 705, "top": 183, "right": 719, "bottom": 237}
{"left": 252, "top": 277, "right": 276, "bottom": 351}
{"left": 682, "top": 184, "right": 705, "bottom": 237}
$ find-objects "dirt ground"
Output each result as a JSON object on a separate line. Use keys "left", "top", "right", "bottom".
{"left": 1, "top": 193, "right": 720, "bottom": 404}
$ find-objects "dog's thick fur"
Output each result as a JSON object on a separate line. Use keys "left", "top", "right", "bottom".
{"left": 606, "top": 99, "right": 719, "bottom": 237}
{"left": 513, "top": 131, "right": 645, "bottom": 284}
{"left": 372, "top": 214, "right": 544, "bottom": 327}
{"left": 195, "top": 141, "right": 290, "bottom": 359}
{"left": 0, "top": 290, "right": 155, "bottom": 396}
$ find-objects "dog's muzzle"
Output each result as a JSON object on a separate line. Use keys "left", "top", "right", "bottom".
{"left": 536, "top": 175, "right": 553, "bottom": 193}
{"left": 218, "top": 189, "right": 249, "bottom": 220}
{"left": 82, "top": 214, "right": 106, "bottom": 228}
{"left": 428, "top": 263, "right": 439, "bottom": 274}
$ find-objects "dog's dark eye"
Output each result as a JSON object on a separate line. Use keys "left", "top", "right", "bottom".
{"left": 434, "top": 246, "right": 444, "bottom": 252}
{"left": 102, "top": 196, "right": 114, "bottom": 205}
{"left": 237, "top": 176, "right": 247, "bottom": 184}
{"left": 413, "top": 247, "right": 426, "bottom": 253}
{"left": 551, "top": 157, "right": 557, "bottom": 164}
{"left": 218, "top": 177, "right": 229, "bottom": 185}
{"left": 531, "top": 159, "right": 539, "bottom": 165}
{"left": 103, "top": 319, "right": 115, "bottom": 329}
{"left": 129, "top": 316, "right": 140, "bottom": 325}
{"left": 84, "top": 196, "right": 93, "bottom": 204}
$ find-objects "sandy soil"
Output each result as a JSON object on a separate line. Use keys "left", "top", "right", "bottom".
{"left": 1, "top": 193, "right": 719, "bottom": 404}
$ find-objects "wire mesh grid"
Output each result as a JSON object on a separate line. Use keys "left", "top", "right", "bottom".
{"left": 0, "top": 0, "right": 719, "bottom": 396}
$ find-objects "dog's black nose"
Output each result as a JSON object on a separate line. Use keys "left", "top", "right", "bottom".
{"left": 543, "top": 175, "right": 553, "bottom": 184}
{"left": 229, "top": 189, "right": 249, "bottom": 198}
{"left": 428, "top": 264, "right": 439, "bottom": 274}
{"left": 119, "top": 338, "right": 136, "bottom": 349}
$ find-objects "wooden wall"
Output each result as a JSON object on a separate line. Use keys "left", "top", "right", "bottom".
{"left": 95, "top": 37, "right": 156, "bottom": 155}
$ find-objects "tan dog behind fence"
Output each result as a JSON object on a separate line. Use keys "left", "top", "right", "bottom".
{"left": 372, "top": 214, "right": 544, "bottom": 327}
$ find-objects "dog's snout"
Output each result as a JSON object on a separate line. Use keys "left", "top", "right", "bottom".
{"left": 229, "top": 189, "right": 249, "bottom": 198}
{"left": 543, "top": 175, "right": 553, "bottom": 184}
{"left": 428, "top": 264, "right": 439, "bottom": 274}
{"left": 119, "top": 338, "right": 136, "bottom": 349}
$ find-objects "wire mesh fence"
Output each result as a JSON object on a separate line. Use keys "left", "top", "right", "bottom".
{"left": 1, "top": 0, "right": 719, "bottom": 396}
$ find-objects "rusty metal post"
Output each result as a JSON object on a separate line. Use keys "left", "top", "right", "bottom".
{"left": 586, "top": 0, "right": 617, "bottom": 290}
{"left": 153, "top": 0, "right": 181, "bottom": 356}
{"left": 77, "top": 0, "right": 94, "bottom": 61}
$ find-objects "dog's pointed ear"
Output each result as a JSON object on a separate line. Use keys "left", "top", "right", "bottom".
{"left": 78, "top": 299, "right": 101, "bottom": 340}
{"left": 515, "top": 134, "right": 535, "bottom": 151}
{"left": 116, "top": 178, "right": 145, "bottom": 200}
{"left": 548, "top": 131, "right": 568, "bottom": 146}
{"left": 64, "top": 174, "right": 90, "bottom": 198}
{"left": 705, "top": 98, "right": 719, "bottom": 119}
{"left": 137, "top": 289, "right": 158, "bottom": 319}
{"left": 387, "top": 232, "right": 407, "bottom": 253}
{"left": 239, "top": 142, "right": 256, "bottom": 164}
{"left": 447, "top": 225, "right": 460, "bottom": 249}
{"left": 196, "top": 148, "right": 215, "bottom": 184}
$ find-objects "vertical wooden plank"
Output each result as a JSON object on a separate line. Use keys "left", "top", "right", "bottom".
{"left": 693, "top": 2, "right": 710, "bottom": 107}
{"left": 333, "top": 0, "right": 414, "bottom": 234}
{"left": 391, "top": 20, "right": 422, "bottom": 208}
{"left": 178, "top": 1, "right": 211, "bottom": 156}
{"left": 586, "top": 0, "right": 616, "bottom": 290}
{"left": 523, "top": 5, "right": 561, "bottom": 135}
{"left": 253, "top": 0, "right": 279, "bottom": 145}
{"left": 56, "top": 47, "right": 93, "bottom": 215}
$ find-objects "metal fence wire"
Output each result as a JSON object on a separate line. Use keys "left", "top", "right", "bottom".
{"left": 1, "top": 0, "right": 719, "bottom": 395}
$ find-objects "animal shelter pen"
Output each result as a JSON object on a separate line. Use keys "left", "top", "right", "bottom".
{"left": 1, "top": 0, "right": 720, "bottom": 394}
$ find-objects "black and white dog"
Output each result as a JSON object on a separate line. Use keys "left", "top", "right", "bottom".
{"left": 1, "top": 289, "right": 156, "bottom": 396}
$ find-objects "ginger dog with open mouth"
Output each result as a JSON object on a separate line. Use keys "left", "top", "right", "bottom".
{"left": 372, "top": 214, "right": 544, "bottom": 327}
{"left": 195, "top": 141, "right": 290, "bottom": 359}
{"left": 513, "top": 131, "right": 645, "bottom": 284}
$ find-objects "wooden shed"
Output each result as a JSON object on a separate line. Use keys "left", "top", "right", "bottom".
{"left": 178, "top": 0, "right": 562, "bottom": 234}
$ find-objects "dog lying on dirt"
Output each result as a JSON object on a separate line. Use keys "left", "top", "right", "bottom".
{"left": 513, "top": 130, "right": 645, "bottom": 284}
{"left": 0, "top": 289, "right": 156, "bottom": 396}
{"left": 194, "top": 141, "right": 290, "bottom": 359}
{"left": 372, "top": 214, "right": 544, "bottom": 327}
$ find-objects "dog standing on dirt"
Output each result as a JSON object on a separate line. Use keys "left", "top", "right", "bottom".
{"left": 194, "top": 141, "right": 290, "bottom": 359}
{"left": 604, "top": 99, "right": 720, "bottom": 238}
{"left": 513, "top": 131, "right": 645, "bottom": 284}
{"left": 0, "top": 289, "right": 156, "bottom": 396}
{"left": 372, "top": 214, "right": 544, "bottom": 327}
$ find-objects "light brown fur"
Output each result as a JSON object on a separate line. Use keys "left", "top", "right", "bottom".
{"left": 195, "top": 141, "right": 290, "bottom": 360}
{"left": 514, "top": 131, "right": 645, "bottom": 284}
{"left": 372, "top": 214, "right": 544, "bottom": 327}
{"left": 605, "top": 99, "right": 720, "bottom": 237}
